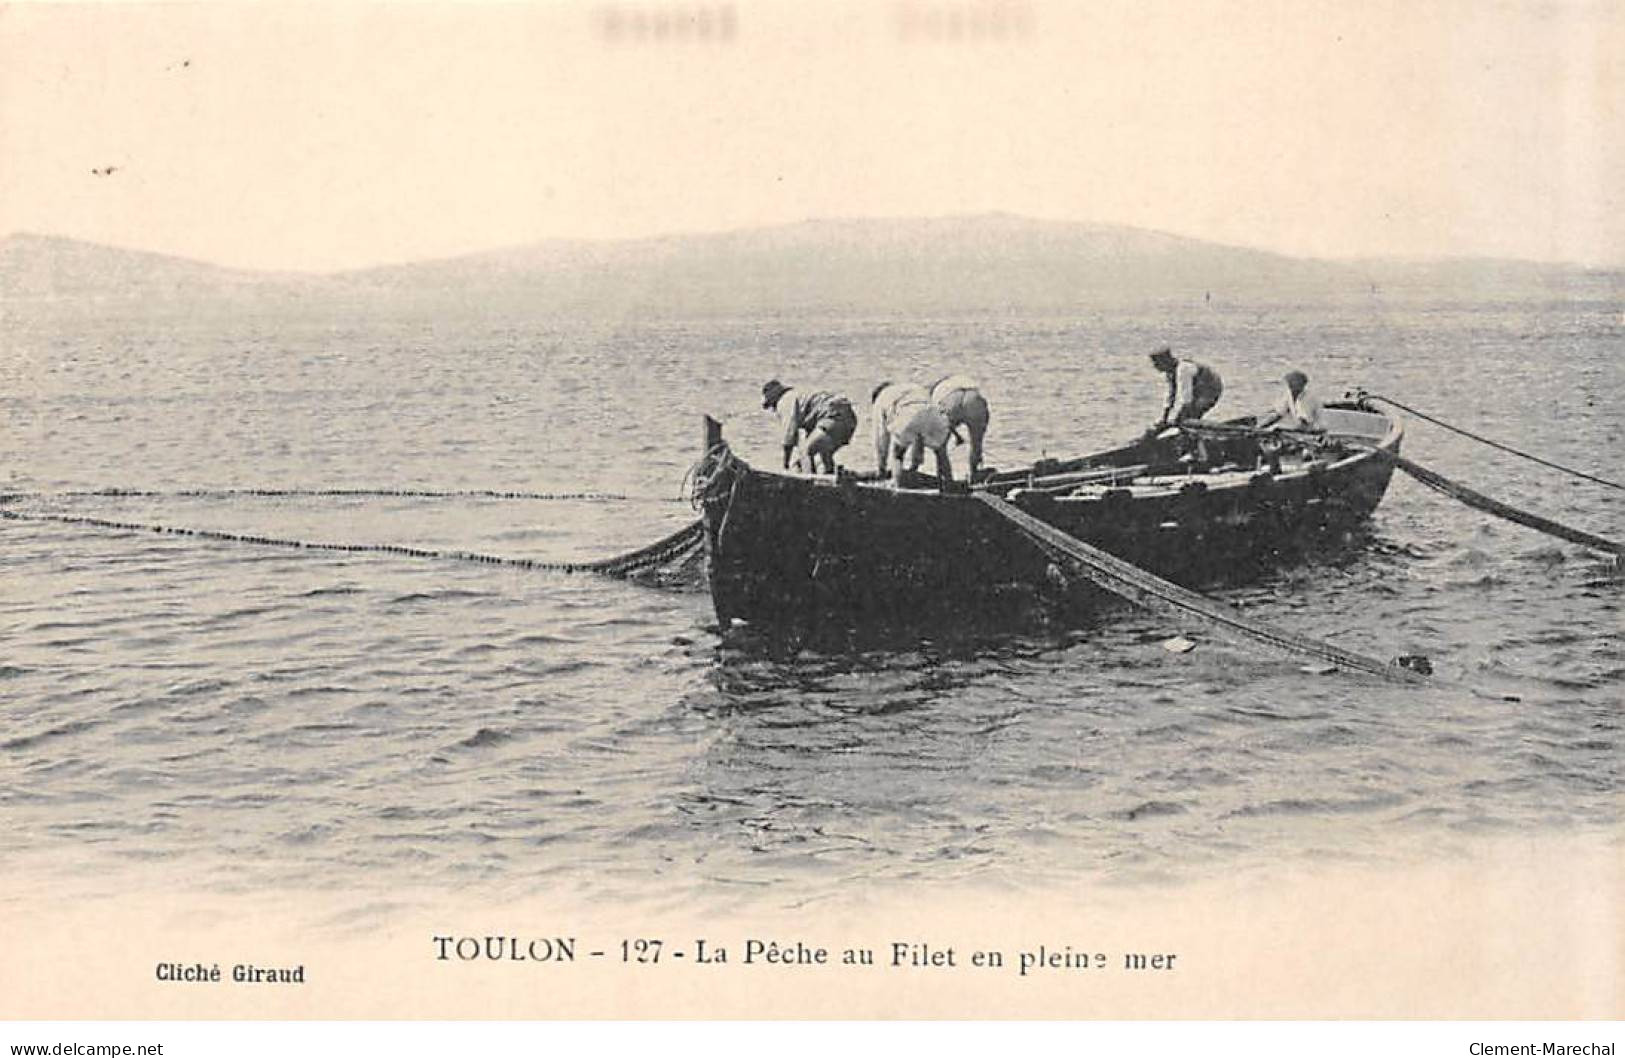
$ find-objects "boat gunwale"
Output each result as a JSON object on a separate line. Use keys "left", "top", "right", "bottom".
{"left": 725, "top": 407, "right": 1404, "bottom": 503}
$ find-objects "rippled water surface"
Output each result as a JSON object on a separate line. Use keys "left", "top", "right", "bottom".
{"left": 2, "top": 293, "right": 1620, "bottom": 911}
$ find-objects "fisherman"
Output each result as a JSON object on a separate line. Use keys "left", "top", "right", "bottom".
{"left": 871, "top": 380, "right": 954, "bottom": 488}
{"left": 929, "top": 374, "right": 991, "bottom": 479}
{"left": 1145, "top": 345, "right": 1224, "bottom": 437}
{"left": 1256, "top": 369, "right": 1326, "bottom": 433}
{"left": 761, "top": 379, "right": 857, "bottom": 474}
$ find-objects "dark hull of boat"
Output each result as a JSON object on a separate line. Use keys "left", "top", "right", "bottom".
{"left": 700, "top": 416, "right": 1401, "bottom": 633}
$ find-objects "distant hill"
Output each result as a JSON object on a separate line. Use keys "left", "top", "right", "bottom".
{"left": 3, "top": 216, "right": 1618, "bottom": 316}
{"left": 0, "top": 232, "right": 303, "bottom": 305}
{"left": 328, "top": 214, "right": 1359, "bottom": 314}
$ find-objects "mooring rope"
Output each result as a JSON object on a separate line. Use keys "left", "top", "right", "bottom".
{"left": 1358, "top": 391, "right": 1624, "bottom": 491}
{"left": 975, "top": 493, "right": 1429, "bottom": 682}
{"left": 686, "top": 443, "right": 740, "bottom": 510}
{"left": 0, "top": 506, "right": 704, "bottom": 579}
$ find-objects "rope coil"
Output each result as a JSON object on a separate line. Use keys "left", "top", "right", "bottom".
{"left": 686, "top": 443, "right": 739, "bottom": 510}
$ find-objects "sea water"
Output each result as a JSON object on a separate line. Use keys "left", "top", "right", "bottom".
{"left": 1, "top": 293, "right": 1619, "bottom": 914}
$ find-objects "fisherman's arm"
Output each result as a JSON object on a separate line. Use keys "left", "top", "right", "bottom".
{"left": 1156, "top": 392, "right": 1175, "bottom": 426}
{"left": 1257, "top": 394, "right": 1286, "bottom": 429}
{"left": 1171, "top": 362, "right": 1200, "bottom": 421}
{"left": 1150, "top": 371, "right": 1178, "bottom": 431}
{"left": 781, "top": 399, "right": 801, "bottom": 469}
{"left": 1298, "top": 403, "right": 1327, "bottom": 433}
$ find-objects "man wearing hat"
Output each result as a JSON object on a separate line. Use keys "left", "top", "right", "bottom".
{"left": 762, "top": 379, "right": 857, "bottom": 474}
{"left": 1146, "top": 345, "right": 1224, "bottom": 436}
{"left": 1257, "top": 369, "right": 1326, "bottom": 433}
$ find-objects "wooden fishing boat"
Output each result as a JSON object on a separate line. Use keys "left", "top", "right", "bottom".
{"left": 693, "top": 402, "right": 1403, "bottom": 633}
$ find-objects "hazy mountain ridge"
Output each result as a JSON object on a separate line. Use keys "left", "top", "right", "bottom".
{"left": 328, "top": 214, "right": 1357, "bottom": 312}
{"left": 0, "top": 232, "right": 308, "bottom": 303}
{"left": 3, "top": 216, "right": 1617, "bottom": 316}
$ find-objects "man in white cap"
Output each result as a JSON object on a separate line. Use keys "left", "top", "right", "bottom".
{"left": 928, "top": 374, "right": 991, "bottom": 479}
{"left": 1257, "top": 369, "right": 1326, "bottom": 433}
{"left": 761, "top": 379, "right": 857, "bottom": 474}
{"left": 871, "top": 380, "right": 954, "bottom": 488}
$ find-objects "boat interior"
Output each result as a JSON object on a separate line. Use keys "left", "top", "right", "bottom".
{"left": 794, "top": 403, "right": 1400, "bottom": 500}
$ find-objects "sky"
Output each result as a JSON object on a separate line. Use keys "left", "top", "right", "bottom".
{"left": 1, "top": 0, "right": 1621, "bottom": 272}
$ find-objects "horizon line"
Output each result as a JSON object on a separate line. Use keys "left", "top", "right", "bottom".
{"left": 1, "top": 212, "right": 1619, "bottom": 276}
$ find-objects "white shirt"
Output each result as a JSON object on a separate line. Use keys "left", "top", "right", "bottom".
{"left": 1270, "top": 387, "right": 1325, "bottom": 430}
{"left": 873, "top": 383, "right": 951, "bottom": 453}
{"left": 775, "top": 387, "right": 802, "bottom": 447}
{"left": 1172, "top": 361, "right": 1199, "bottom": 411}
{"left": 931, "top": 374, "right": 980, "bottom": 402}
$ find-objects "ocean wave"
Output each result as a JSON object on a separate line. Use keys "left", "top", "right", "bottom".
{"left": 2, "top": 719, "right": 99, "bottom": 753}
{"left": 454, "top": 727, "right": 517, "bottom": 750}
{"left": 1228, "top": 792, "right": 1408, "bottom": 819}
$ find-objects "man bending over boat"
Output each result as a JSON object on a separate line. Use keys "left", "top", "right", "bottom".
{"left": 1256, "top": 369, "right": 1326, "bottom": 433}
{"left": 929, "top": 374, "right": 991, "bottom": 479}
{"left": 872, "top": 381, "right": 954, "bottom": 488}
{"left": 762, "top": 379, "right": 857, "bottom": 474}
{"left": 1145, "top": 345, "right": 1224, "bottom": 437}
